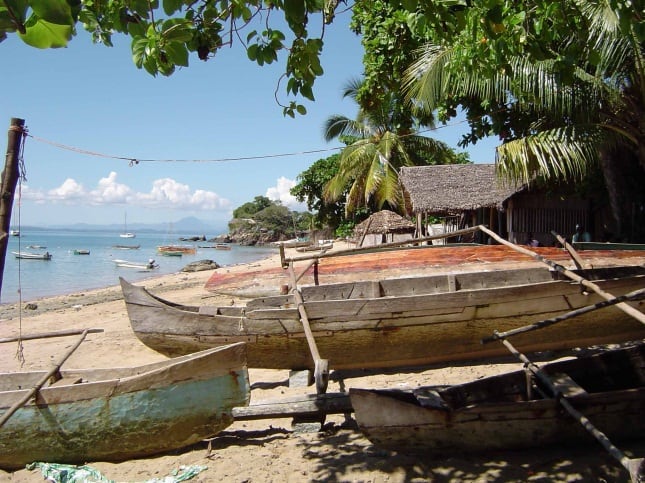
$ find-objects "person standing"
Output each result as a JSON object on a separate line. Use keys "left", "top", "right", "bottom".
{"left": 572, "top": 224, "right": 591, "bottom": 242}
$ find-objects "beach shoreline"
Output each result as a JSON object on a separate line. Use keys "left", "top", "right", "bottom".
{"left": 1, "top": 248, "right": 643, "bottom": 482}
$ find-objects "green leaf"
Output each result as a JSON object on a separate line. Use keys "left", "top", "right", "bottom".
{"left": 162, "top": 0, "right": 184, "bottom": 15}
{"left": 164, "top": 41, "right": 189, "bottom": 66}
{"left": 296, "top": 104, "right": 307, "bottom": 115}
{"left": 19, "top": 17, "right": 72, "bottom": 48}
{"left": 247, "top": 43, "right": 258, "bottom": 61}
{"left": 29, "top": 0, "right": 73, "bottom": 25}
{"left": 161, "top": 19, "right": 192, "bottom": 42}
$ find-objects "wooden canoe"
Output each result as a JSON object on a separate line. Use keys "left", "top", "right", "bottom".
{"left": 0, "top": 343, "right": 249, "bottom": 470}
{"left": 120, "top": 264, "right": 645, "bottom": 370}
{"left": 204, "top": 244, "right": 645, "bottom": 298}
{"left": 349, "top": 342, "right": 645, "bottom": 453}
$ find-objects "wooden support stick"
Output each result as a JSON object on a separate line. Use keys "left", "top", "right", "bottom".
{"left": 0, "top": 329, "right": 90, "bottom": 429}
{"left": 282, "top": 226, "right": 482, "bottom": 266}
{"left": 0, "top": 328, "right": 103, "bottom": 344}
{"left": 551, "top": 230, "right": 588, "bottom": 270}
{"left": 287, "top": 261, "right": 329, "bottom": 395}
{"left": 499, "top": 338, "right": 644, "bottom": 483}
{"left": 482, "top": 288, "right": 645, "bottom": 344}
{"left": 478, "top": 225, "right": 645, "bottom": 325}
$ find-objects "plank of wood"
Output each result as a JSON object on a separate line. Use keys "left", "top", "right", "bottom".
{"left": 232, "top": 392, "right": 352, "bottom": 420}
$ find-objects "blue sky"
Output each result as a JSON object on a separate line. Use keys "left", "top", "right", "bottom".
{"left": 2, "top": 10, "right": 498, "bottom": 229}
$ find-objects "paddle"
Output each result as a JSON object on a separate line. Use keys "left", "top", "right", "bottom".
{"left": 498, "top": 337, "right": 644, "bottom": 483}
{"left": 0, "top": 329, "right": 91, "bottom": 429}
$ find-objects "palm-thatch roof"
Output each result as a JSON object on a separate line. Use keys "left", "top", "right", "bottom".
{"left": 400, "top": 164, "right": 525, "bottom": 214}
{"left": 353, "top": 210, "right": 415, "bottom": 235}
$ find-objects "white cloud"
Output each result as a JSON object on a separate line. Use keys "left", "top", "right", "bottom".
{"left": 266, "top": 176, "right": 307, "bottom": 211}
{"left": 20, "top": 172, "right": 230, "bottom": 212}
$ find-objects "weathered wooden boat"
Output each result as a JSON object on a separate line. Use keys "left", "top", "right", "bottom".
{"left": 215, "top": 243, "right": 232, "bottom": 250}
{"left": 114, "top": 259, "right": 158, "bottom": 270}
{"left": 12, "top": 251, "right": 52, "bottom": 260}
{"left": 0, "top": 343, "right": 249, "bottom": 470}
{"left": 573, "top": 241, "right": 645, "bottom": 251}
{"left": 296, "top": 241, "right": 333, "bottom": 252}
{"left": 120, "top": 264, "right": 645, "bottom": 370}
{"left": 157, "top": 245, "right": 196, "bottom": 255}
{"left": 349, "top": 343, "right": 645, "bottom": 455}
{"left": 204, "top": 244, "right": 645, "bottom": 298}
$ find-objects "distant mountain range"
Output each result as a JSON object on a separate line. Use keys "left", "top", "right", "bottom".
{"left": 16, "top": 217, "right": 229, "bottom": 236}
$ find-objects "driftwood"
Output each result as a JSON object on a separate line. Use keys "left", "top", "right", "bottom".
{"left": 0, "top": 328, "right": 103, "bottom": 344}
{"left": 479, "top": 225, "right": 645, "bottom": 325}
{"left": 499, "top": 338, "right": 644, "bottom": 483}
{"left": 0, "top": 329, "right": 90, "bottom": 429}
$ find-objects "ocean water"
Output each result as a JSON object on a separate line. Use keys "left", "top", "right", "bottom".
{"left": 1, "top": 230, "right": 277, "bottom": 304}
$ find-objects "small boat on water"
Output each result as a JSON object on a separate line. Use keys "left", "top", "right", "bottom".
{"left": 0, "top": 343, "right": 249, "bottom": 470}
{"left": 119, "top": 213, "right": 136, "bottom": 239}
{"left": 12, "top": 251, "right": 52, "bottom": 260}
{"left": 27, "top": 245, "right": 46, "bottom": 249}
{"left": 349, "top": 343, "right": 645, "bottom": 455}
{"left": 9, "top": 229, "right": 19, "bottom": 236}
{"left": 215, "top": 243, "right": 232, "bottom": 250}
{"left": 73, "top": 249, "right": 90, "bottom": 255}
{"left": 119, "top": 264, "right": 645, "bottom": 369}
{"left": 112, "top": 244, "right": 140, "bottom": 250}
{"left": 160, "top": 250, "right": 183, "bottom": 257}
{"left": 157, "top": 245, "right": 196, "bottom": 255}
{"left": 114, "top": 259, "right": 158, "bottom": 270}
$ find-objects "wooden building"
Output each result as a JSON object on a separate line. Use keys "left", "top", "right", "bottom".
{"left": 399, "top": 164, "right": 592, "bottom": 246}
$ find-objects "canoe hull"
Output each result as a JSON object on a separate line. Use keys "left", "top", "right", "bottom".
{"left": 0, "top": 343, "right": 249, "bottom": 470}
{"left": 120, "top": 265, "right": 645, "bottom": 370}
{"left": 350, "top": 344, "right": 645, "bottom": 453}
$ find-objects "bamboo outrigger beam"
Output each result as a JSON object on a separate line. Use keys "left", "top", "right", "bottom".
{"left": 287, "top": 261, "right": 329, "bottom": 395}
{"left": 481, "top": 288, "right": 645, "bottom": 344}
{"left": 478, "top": 225, "right": 645, "bottom": 325}
{"left": 232, "top": 392, "right": 352, "bottom": 421}
{"left": 0, "top": 329, "right": 91, "bottom": 429}
{"left": 551, "top": 230, "right": 588, "bottom": 269}
{"left": 498, "top": 337, "right": 644, "bottom": 483}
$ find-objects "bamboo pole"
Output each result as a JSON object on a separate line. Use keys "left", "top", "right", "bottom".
{"left": 478, "top": 225, "right": 645, "bottom": 325}
{"left": 287, "top": 261, "right": 329, "bottom": 394}
{"left": 0, "top": 329, "right": 90, "bottom": 429}
{"left": 0, "top": 328, "right": 103, "bottom": 344}
{"left": 499, "top": 338, "right": 644, "bottom": 483}
{"left": 0, "top": 118, "right": 25, "bottom": 297}
{"left": 482, "top": 288, "right": 645, "bottom": 344}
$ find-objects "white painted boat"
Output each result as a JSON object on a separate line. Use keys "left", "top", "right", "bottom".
{"left": 12, "top": 251, "right": 52, "bottom": 260}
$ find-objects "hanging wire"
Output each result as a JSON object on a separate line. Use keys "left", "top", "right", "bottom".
{"left": 14, "top": 126, "right": 28, "bottom": 367}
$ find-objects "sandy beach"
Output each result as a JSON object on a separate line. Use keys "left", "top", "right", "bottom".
{"left": 0, "top": 248, "right": 643, "bottom": 482}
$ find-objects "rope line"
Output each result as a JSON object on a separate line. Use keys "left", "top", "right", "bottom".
{"left": 24, "top": 117, "right": 473, "bottom": 165}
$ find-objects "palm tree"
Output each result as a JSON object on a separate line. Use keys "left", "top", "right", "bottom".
{"left": 403, "top": 1, "right": 644, "bottom": 239}
{"left": 323, "top": 78, "right": 462, "bottom": 215}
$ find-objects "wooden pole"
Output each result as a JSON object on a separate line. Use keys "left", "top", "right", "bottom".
{"left": 499, "top": 338, "right": 644, "bottom": 483}
{"left": 482, "top": 288, "right": 645, "bottom": 344}
{"left": 0, "top": 118, "right": 25, "bottom": 297}
{"left": 0, "top": 327, "right": 104, "bottom": 344}
{"left": 0, "top": 329, "right": 90, "bottom": 429}
{"left": 478, "top": 225, "right": 645, "bottom": 325}
{"left": 551, "top": 230, "right": 588, "bottom": 269}
{"left": 282, "top": 226, "right": 481, "bottom": 266}
{"left": 287, "top": 261, "right": 329, "bottom": 395}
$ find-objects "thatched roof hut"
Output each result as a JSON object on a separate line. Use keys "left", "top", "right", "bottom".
{"left": 354, "top": 210, "right": 415, "bottom": 235}
{"left": 400, "top": 164, "right": 524, "bottom": 215}
{"left": 352, "top": 210, "right": 415, "bottom": 247}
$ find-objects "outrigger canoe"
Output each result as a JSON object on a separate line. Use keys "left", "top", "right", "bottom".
{"left": 349, "top": 342, "right": 645, "bottom": 454}
{"left": 0, "top": 343, "right": 249, "bottom": 470}
{"left": 120, "top": 264, "right": 645, "bottom": 370}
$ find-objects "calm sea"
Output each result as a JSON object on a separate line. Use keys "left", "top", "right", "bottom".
{"left": 1, "top": 230, "right": 277, "bottom": 304}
